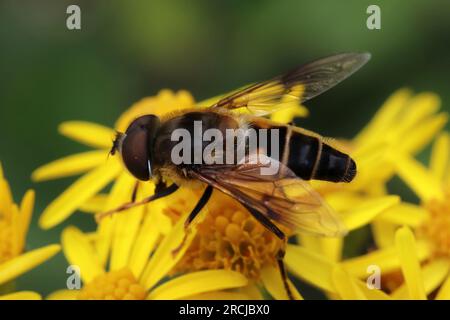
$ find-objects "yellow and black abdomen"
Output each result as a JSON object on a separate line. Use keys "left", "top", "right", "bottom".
{"left": 252, "top": 120, "right": 356, "bottom": 183}
{"left": 286, "top": 129, "right": 356, "bottom": 182}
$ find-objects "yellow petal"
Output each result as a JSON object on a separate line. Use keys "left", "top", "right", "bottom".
{"left": 260, "top": 265, "right": 303, "bottom": 300}
{"left": 129, "top": 208, "right": 162, "bottom": 278}
{"left": 0, "top": 175, "right": 13, "bottom": 215}
{"left": 10, "top": 204, "right": 21, "bottom": 256}
{"left": 319, "top": 237, "right": 343, "bottom": 262}
{"left": 296, "top": 233, "right": 322, "bottom": 253}
{"left": 61, "top": 227, "right": 104, "bottom": 283}
{"left": 378, "top": 203, "right": 428, "bottom": 227}
{"left": 0, "top": 291, "right": 41, "bottom": 300}
{"left": 395, "top": 226, "right": 426, "bottom": 299}
{"left": 392, "top": 258, "right": 449, "bottom": 299}
{"left": 116, "top": 90, "right": 195, "bottom": 131}
{"left": 371, "top": 220, "right": 396, "bottom": 248}
{"left": 58, "top": 121, "right": 115, "bottom": 149}
{"left": 325, "top": 191, "right": 365, "bottom": 212}
{"left": 141, "top": 190, "right": 205, "bottom": 290}
{"left": 39, "top": 159, "right": 122, "bottom": 229}
{"left": 46, "top": 289, "right": 78, "bottom": 300}
{"left": 270, "top": 105, "right": 309, "bottom": 123}
{"left": 184, "top": 291, "right": 250, "bottom": 300}
{"left": 285, "top": 244, "right": 335, "bottom": 293}
{"left": 148, "top": 270, "right": 248, "bottom": 300}
{"left": 32, "top": 150, "right": 108, "bottom": 182}
{"left": 393, "top": 153, "right": 444, "bottom": 202}
{"left": 399, "top": 113, "right": 448, "bottom": 155}
{"left": 430, "top": 132, "right": 449, "bottom": 181}
{"left": 140, "top": 211, "right": 193, "bottom": 290}
{"left": 354, "top": 89, "right": 412, "bottom": 145}
{"left": 436, "top": 263, "right": 450, "bottom": 300}
{"left": 238, "top": 284, "right": 264, "bottom": 300}
{"left": 342, "top": 196, "right": 400, "bottom": 231}
{"left": 79, "top": 194, "right": 109, "bottom": 213}
{"left": 94, "top": 172, "right": 135, "bottom": 265}
{"left": 342, "top": 240, "right": 431, "bottom": 278}
{"left": 0, "top": 244, "right": 60, "bottom": 285}
{"left": 18, "top": 190, "right": 35, "bottom": 251}
{"left": 389, "top": 92, "right": 441, "bottom": 139}
{"left": 110, "top": 174, "right": 143, "bottom": 271}
{"left": 332, "top": 265, "right": 367, "bottom": 300}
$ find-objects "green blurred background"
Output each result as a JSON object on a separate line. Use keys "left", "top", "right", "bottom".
{"left": 0, "top": 0, "right": 449, "bottom": 297}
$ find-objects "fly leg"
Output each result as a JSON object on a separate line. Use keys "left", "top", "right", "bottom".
{"left": 171, "top": 185, "right": 213, "bottom": 256}
{"left": 131, "top": 181, "right": 139, "bottom": 202}
{"left": 243, "top": 204, "right": 294, "bottom": 300}
{"left": 95, "top": 182, "right": 179, "bottom": 222}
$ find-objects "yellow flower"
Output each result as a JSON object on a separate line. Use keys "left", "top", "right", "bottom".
{"left": 335, "top": 131, "right": 450, "bottom": 299}
{"left": 0, "top": 163, "right": 60, "bottom": 300}
{"left": 48, "top": 197, "right": 249, "bottom": 300}
{"left": 291, "top": 89, "right": 447, "bottom": 264}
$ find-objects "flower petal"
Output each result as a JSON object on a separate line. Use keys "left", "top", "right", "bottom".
{"left": 39, "top": 159, "right": 121, "bottom": 229}
{"left": 354, "top": 89, "right": 412, "bottom": 146}
{"left": 129, "top": 207, "right": 162, "bottom": 278}
{"left": 319, "top": 237, "right": 343, "bottom": 262}
{"left": 393, "top": 153, "right": 444, "bottom": 202}
{"left": 0, "top": 244, "right": 60, "bottom": 285}
{"left": 260, "top": 265, "right": 303, "bottom": 300}
{"left": 79, "top": 194, "right": 109, "bottom": 213}
{"left": 342, "top": 240, "right": 431, "bottom": 278}
{"left": 61, "top": 227, "right": 104, "bottom": 283}
{"left": 184, "top": 291, "right": 250, "bottom": 300}
{"left": 109, "top": 174, "right": 143, "bottom": 271}
{"left": 371, "top": 220, "right": 396, "bottom": 248}
{"left": 141, "top": 190, "right": 205, "bottom": 290}
{"left": 395, "top": 226, "right": 426, "bottom": 299}
{"left": 46, "top": 289, "right": 78, "bottom": 300}
{"left": 285, "top": 244, "right": 335, "bottom": 293}
{"left": 270, "top": 105, "right": 309, "bottom": 123}
{"left": 116, "top": 90, "right": 195, "bottom": 131}
{"left": 58, "top": 121, "right": 115, "bottom": 149}
{"left": 342, "top": 196, "right": 400, "bottom": 231}
{"left": 399, "top": 113, "right": 448, "bottom": 155}
{"left": 392, "top": 258, "right": 449, "bottom": 299}
{"left": 436, "top": 264, "right": 450, "bottom": 300}
{"left": 18, "top": 190, "right": 35, "bottom": 252}
{"left": 0, "top": 291, "right": 41, "bottom": 300}
{"left": 378, "top": 203, "right": 428, "bottom": 227}
{"left": 147, "top": 270, "right": 248, "bottom": 300}
{"left": 32, "top": 150, "right": 108, "bottom": 182}
{"left": 332, "top": 265, "right": 367, "bottom": 299}
{"left": 430, "top": 132, "right": 449, "bottom": 181}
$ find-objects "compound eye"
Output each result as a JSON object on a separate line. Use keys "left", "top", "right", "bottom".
{"left": 121, "top": 128, "right": 150, "bottom": 181}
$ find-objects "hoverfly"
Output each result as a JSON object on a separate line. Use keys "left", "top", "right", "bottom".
{"left": 101, "top": 53, "right": 370, "bottom": 299}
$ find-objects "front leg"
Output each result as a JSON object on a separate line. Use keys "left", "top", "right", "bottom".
{"left": 171, "top": 185, "right": 213, "bottom": 255}
{"left": 95, "top": 182, "right": 179, "bottom": 222}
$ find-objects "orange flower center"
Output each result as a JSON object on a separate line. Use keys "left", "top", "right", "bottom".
{"left": 173, "top": 192, "right": 284, "bottom": 280}
{"left": 420, "top": 192, "right": 450, "bottom": 257}
{"left": 77, "top": 268, "right": 146, "bottom": 300}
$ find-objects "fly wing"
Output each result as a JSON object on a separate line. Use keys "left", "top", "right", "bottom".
{"left": 190, "top": 155, "right": 347, "bottom": 237}
{"left": 206, "top": 53, "right": 370, "bottom": 117}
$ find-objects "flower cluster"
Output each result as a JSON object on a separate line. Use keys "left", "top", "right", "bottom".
{"left": 1, "top": 86, "right": 448, "bottom": 299}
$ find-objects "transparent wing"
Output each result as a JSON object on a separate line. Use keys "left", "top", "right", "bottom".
{"left": 207, "top": 52, "right": 370, "bottom": 116}
{"left": 191, "top": 155, "right": 347, "bottom": 237}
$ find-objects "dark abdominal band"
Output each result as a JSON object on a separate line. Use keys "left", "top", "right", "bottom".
{"left": 256, "top": 125, "right": 357, "bottom": 183}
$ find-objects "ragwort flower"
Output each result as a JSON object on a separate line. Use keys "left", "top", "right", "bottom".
{"left": 292, "top": 89, "right": 447, "bottom": 266}
{"left": 0, "top": 163, "right": 60, "bottom": 300}
{"left": 340, "top": 132, "right": 450, "bottom": 299}
{"left": 48, "top": 188, "right": 249, "bottom": 300}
